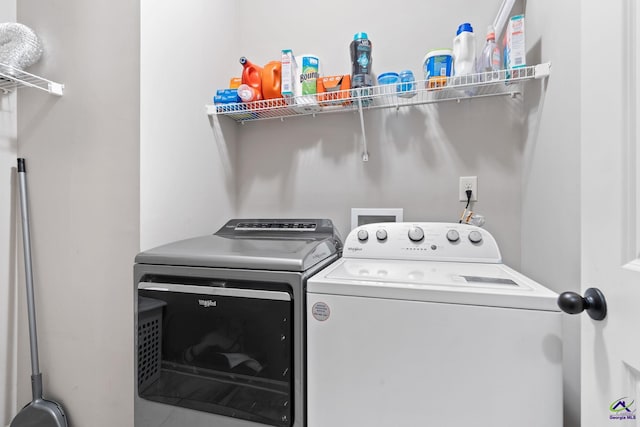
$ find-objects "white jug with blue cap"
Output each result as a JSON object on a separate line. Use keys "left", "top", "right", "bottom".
{"left": 453, "top": 22, "right": 476, "bottom": 76}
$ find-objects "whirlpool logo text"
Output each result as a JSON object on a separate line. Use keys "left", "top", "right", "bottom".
{"left": 198, "top": 299, "right": 217, "bottom": 308}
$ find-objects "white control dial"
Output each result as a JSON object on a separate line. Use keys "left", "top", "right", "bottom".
{"left": 357, "top": 229, "right": 369, "bottom": 241}
{"left": 468, "top": 230, "right": 483, "bottom": 244}
{"left": 376, "top": 229, "right": 388, "bottom": 241}
{"left": 408, "top": 226, "right": 425, "bottom": 242}
{"left": 446, "top": 229, "right": 460, "bottom": 242}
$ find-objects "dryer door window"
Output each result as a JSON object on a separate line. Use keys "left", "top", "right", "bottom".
{"left": 137, "top": 282, "right": 293, "bottom": 427}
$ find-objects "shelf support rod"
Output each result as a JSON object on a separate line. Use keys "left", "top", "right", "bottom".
{"left": 357, "top": 89, "right": 369, "bottom": 162}
{"left": 493, "top": 0, "right": 516, "bottom": 39}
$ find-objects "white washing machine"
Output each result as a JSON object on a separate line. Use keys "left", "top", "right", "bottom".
{"left": 306, "top": 222, "right": 562, "bottom": 427}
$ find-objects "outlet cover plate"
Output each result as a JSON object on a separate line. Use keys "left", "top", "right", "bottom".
{"left": 459, "top": 176, "right": 478, "bottom": 201}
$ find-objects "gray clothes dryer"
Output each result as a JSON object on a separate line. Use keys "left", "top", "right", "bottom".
{"left": 134, "top": 219, "right": 342, "bottom": 427}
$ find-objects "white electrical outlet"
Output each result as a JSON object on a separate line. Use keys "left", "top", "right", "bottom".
{"left": 459, "top": 176, "right": 478, "bottom": 201}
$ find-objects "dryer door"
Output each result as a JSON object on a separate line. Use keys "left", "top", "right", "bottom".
{"left": 137, "top": 282, "right": 293, "bottom": 427}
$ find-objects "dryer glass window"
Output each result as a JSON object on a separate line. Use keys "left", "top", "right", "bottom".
{"left": 137, "top": 281, "right": 293, "bottom": 427}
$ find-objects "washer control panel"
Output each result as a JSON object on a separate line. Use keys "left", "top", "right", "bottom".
{"left": 343, "top": 222, "right": 501, "bottom": 263}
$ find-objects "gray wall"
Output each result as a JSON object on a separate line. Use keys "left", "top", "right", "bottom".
{"left": 142, "top": 0, "right": 580, "bottom": 427}
{"left": 140, "top": 0, "right": 238, "bottom": 250}
{"left": 522, "top": 1, "right": 581, "bottom": 426}
{"left": 231, "top": 0, "right": 580, "bottom": 424}
{"left": 0, "top": 2, "right": 18, "bottom": 424}
{"left": 14, "top": 0, "right": 140, "bottom": 426}
{"left": 3, "top": 1, "right": 582, "bottom": 426}
{"left": 234, "top": 0, "right": 524, "bottom": 268}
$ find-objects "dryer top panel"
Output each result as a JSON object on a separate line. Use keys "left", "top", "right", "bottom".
{"left": 135, "top": 219, "right": 342, "bottom": 272}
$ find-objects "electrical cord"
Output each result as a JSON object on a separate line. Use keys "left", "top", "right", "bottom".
{"left": 459, "top": 189, "right": 473, "bottom": 223}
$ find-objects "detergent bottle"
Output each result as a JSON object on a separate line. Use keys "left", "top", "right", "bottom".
{"left": 452, "top": 23, "right": 476, "bottom": 76}
{"left": 239, "top": 56, "right": 263, "bottom": 101}
{"left": 261, "top": 60, "right": 282, "bottom": 100}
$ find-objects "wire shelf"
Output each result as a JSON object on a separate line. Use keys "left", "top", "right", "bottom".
{"left": 0, "top": 62, "right": 64, "bottom": 96}
{"left": 207, "top": 63, "right": 550, "bottom": 123}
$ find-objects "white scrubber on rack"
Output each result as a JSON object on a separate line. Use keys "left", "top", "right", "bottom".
{"left": 0, "top": 23, "right": 43, "bottom": 72}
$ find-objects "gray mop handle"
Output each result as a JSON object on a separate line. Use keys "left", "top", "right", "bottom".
{"left": 17, "top": 158, "right": 42, "bottom": 396}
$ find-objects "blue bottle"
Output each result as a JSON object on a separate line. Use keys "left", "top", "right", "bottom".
{"left": 350, "top": 32, "right": 373, "bottom": 89}
{"left": 397, "top": 70, "right": 416, "bottom": 98}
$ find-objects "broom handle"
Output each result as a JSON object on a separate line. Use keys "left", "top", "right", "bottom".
{"left": 17, "top": 158, "right": 42, "bottom": 398}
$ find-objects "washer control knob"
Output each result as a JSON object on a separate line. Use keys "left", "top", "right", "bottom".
{"left": 357, "top": 229, "right": 369, "bottom": 242}
{"left": 468, "top": 230, "right": 483, "bottom": 244}
{"left": 376, "top": 229, "right": 388, "bottom": 241}
{"left": 408, "top": 226, "right": 425, "bottom": 242}
{"left": 446, "top": 229, "right": 460, "bottom": 242}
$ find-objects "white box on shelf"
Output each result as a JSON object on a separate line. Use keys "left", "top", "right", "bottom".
{"left": 506, "top": 14, "right": 526, "bottom": 69}
{"left": 281, "top": 49, "right": 296, "bottom": 100}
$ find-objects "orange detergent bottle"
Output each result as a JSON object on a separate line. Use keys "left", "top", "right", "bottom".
{"left": 239, "top": 56, "right": 263, "bottom": 101}
{"left": 262, "top": 61, "right": 283, "bottom": 100}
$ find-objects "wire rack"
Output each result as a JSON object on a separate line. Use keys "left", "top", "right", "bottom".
{"left": 207, "top": 63, "right": 550, "bottom": 123}
{"left": 0, "top": 62, "right": 64, "bottom": 96}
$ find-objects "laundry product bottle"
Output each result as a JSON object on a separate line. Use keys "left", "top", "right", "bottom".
{"left": 237, "top": 84, "right": 259, "bottom": 102}
{"left": 478, "top": 25, "right": 501, "bottom": 73}
{"left": 452, "top": 23, "right": 476, "bottom": 76}
{"left": 239, "top": 56, "right": 263, "bottom": 101}
{"left": 350, "top": 32, "right": 373, "bottom": 89}
{"left": 262, "top": 60, "right": 283, "bottom": 100}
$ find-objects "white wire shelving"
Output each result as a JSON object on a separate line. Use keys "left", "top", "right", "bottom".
{"left": 0, "top": 62, "right": 64, "bottom": 96}
{"left": 207, "top": 62, "right": 551, "bottom": 161}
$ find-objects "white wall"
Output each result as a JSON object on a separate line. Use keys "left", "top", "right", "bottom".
{"left": 3, "top": 1, "right": 580, "bottom": 427}
{"left": 140, "top": 1, "right": 576, "bottom": 418}
{"left": 140, "top": 0, "right": 238, "bottom": 250}
{"left": 234, "top": 0, "right": 524, "bottom": 267}
{"left": 231, "top": 0, "right": 580, "bottom": 422}
{"left": 0, "top": 2, "right": 18, "bottom": 424}
{"left": 13, "top": 0, "right": 140, "bottom": 426}
{"left": 522, "top": 1, "right": 581, "bottom": 426}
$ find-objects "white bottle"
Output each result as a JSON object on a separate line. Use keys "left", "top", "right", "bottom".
{"left": 478, "top": 25, "right": 501, "bottom": 73}
{"left": 452, "top": 22, "right": 476, "bottom": 76}
{"left": 237, "top": 84, "right": 258, "bottom": 102}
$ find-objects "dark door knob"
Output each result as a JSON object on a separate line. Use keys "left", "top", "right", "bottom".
{"left": 557, "top": 288, "right": 607, "bottom": 321}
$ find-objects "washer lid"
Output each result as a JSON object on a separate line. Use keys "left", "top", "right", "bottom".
{"left": 136, "top": 219, "right": 342, "bottom": 272}
{"left": 308, "top": 258, "right": 559, "bottom": 311}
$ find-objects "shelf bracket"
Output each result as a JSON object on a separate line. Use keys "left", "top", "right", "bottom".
{"left": 534, "top": 62, "right": 552, "bottom": 79}
{"left": 357, "top": 90, "right": 369, "bottom": 162}
{"left": 48, "top": 82, "right": 64, "bottom": 96}
{"left": 0, "top": 62, "right": 65, "bottom": 96}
